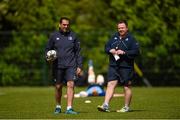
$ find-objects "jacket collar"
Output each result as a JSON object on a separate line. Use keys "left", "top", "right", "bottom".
{"left": 59, "top": 29, "right": 71, "bottom": 35}
{"left": 115, "top": 32, "right": 130, "bottom": 39}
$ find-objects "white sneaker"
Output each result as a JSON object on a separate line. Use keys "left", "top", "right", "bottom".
{"left": 116, "top": 107, "right": 130, "bottom": 112}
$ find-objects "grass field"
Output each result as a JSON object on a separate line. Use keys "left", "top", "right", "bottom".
{"left": 0, "top": 86, "right": 180, "bottom": 119}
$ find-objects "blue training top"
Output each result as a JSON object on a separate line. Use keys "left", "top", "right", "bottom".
{"left": 86, "top": 84, "right": 105, "bottom": 96}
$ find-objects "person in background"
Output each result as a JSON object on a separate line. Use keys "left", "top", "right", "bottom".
{"left": 97, "top": 20, "right": 140, "bottom": 112}
{"left": 76, "top": 74, "right": 105, "bottom": 97}
{"left": 85, "top": 60, "right": 105, "bottom": 97}
{"left": 64, "top": 60, "right": 124, "bottom": 98}
{"left": 45, "top": 17, "right": 82, "bottom": 114}
{"left": 65, "top": 60, "right": 105, "bottom": 98}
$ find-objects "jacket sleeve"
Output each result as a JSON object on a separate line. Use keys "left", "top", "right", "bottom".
{"left": 105, "top": 37, "right": 114, "bottom": 54}
{"left": 124, "top": 38, "right": 140, "bottom": 59}
{"left": 45, "top": 33, "right": 54, "bottom": 58}
{"left": 74, "top": 37, "right": 83, "bottom": 69}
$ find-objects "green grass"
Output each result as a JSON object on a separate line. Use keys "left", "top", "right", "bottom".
{"left": 0, "top": 87, "right": 180, "bottom": 119}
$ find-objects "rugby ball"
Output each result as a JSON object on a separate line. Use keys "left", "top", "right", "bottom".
{"left": 46, "top": 50, "right": 57, "bottom": 61}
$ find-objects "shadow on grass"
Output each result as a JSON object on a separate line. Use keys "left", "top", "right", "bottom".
{"left": 110, "top": 109, "right": 147, "bottom": 112}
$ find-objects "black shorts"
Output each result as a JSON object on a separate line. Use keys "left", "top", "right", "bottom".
{"left": 52, "top": 67, "right": 77, "bottom": 84}
{"left": 107, "top": 65, "right": 134, "bottom": 86}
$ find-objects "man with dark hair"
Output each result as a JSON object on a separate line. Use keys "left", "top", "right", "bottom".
{"left": 97, "top": 20, "right": 140, "bottom": 112}
{"left": 45, "top": 17, "right": 82, "bottom": 114}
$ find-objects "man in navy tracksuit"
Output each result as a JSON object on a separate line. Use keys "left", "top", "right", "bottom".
{"left": 97, "top": 20, "right": 140, "bottom": 112}
{"left": 45, "top": 17, "right": 82, "bottom": 114}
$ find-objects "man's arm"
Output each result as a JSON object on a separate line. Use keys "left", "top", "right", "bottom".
{"left": 45, "top": 34, "right": 54, "bottom": 62}
{"left": 74, "top": 37, "right": 83, "bottom": 74}
{"left": 124, "top": 39, "right": 140, "bottom": 59}
{"left": 105, "top": 36, "right": 115, "bottom": 54}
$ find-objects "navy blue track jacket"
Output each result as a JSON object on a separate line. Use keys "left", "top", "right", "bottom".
{"left": 105, "top": 32, "right": 140, "bottom": 68}
{"left": 45, "top": 30, "right": 82, "bottom": 69}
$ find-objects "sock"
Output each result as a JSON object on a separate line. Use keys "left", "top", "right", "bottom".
{"left": 103, "top": 102, "right": 109, "bottom": 107}
{"left": 124, "top": 104, "right": 129, "bottom": 109}
{"left": 67, "top": 106, "right": 72, "bottom": 110}
{"left": 56, "top": 105, "right": 61, "bottom": 108}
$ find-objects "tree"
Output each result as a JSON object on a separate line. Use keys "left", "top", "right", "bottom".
{"left": 0, "top": 0, "right": 179, "bottom": 85}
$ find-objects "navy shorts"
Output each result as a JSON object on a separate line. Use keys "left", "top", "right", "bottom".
{"left": 52, "top": 67, "right": 77, "bottom": 84}
{"left": 107, "top": 65, "right": 134, "bottom": 86}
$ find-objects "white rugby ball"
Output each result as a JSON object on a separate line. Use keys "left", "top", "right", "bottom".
{"left": 46, "top": 50, "right": 57, "bottom": 60}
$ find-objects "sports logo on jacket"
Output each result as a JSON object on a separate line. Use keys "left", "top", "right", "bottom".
{"left": 68, "top": 36, "right": 73, "bottom": 40}
{"left": 114, "top": 37, "right": 118, "bottom": 40}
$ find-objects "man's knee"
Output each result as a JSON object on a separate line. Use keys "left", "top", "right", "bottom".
{"left": 55, "top": 84, "right": 63, "bottom": 90}
{"left": 107, "top": 80, "right": 118, "bottom": 88}
{"left": 124, "top": 83, "right": 132, "bottom": 91}
{"left": 67, "top": 80, "right": 74, "bottom": 88}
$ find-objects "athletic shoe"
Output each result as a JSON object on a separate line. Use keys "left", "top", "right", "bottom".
{"left": 54, "top": 107, "right": 61, "bottom": 114}
{"left": 97, "top": 105, "right": 110, "bottom": 112}
{"left": 116, "top": 106, "right": 130, "bottom": 112}
{"left": 65, "top": 108, "right": 78, "bottom": 114}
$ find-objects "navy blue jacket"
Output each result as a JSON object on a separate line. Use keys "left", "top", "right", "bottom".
{"left": 105, "top": 32, "right": 140, "bottom": 68}
{"left": 45, "top": 30, "right": 82, "bottom": 69}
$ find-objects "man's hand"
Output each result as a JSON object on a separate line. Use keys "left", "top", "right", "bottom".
{"left": 46, "top": 56, "right": 54, "bottom": 63}
{"left": 76, "top": 67, "right": 82, "bottom": 76}
{"left": 116, "top": 49, "right": 125, "bottom": 55}
{"left": 109, "top": 49, "right": 116, "bottom": 54}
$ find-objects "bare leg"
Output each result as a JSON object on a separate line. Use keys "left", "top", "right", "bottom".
{"left": 67, "top": 80, "right": 74, "bottom": 107}
{"left": 104, "top": 80, "right": 118, "bottom": 104}
{"left": 123, "top": 85, "right": 132, "bottom": 107}
{"left": 55, "top": 84, "right": 63, "bottom": 105}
